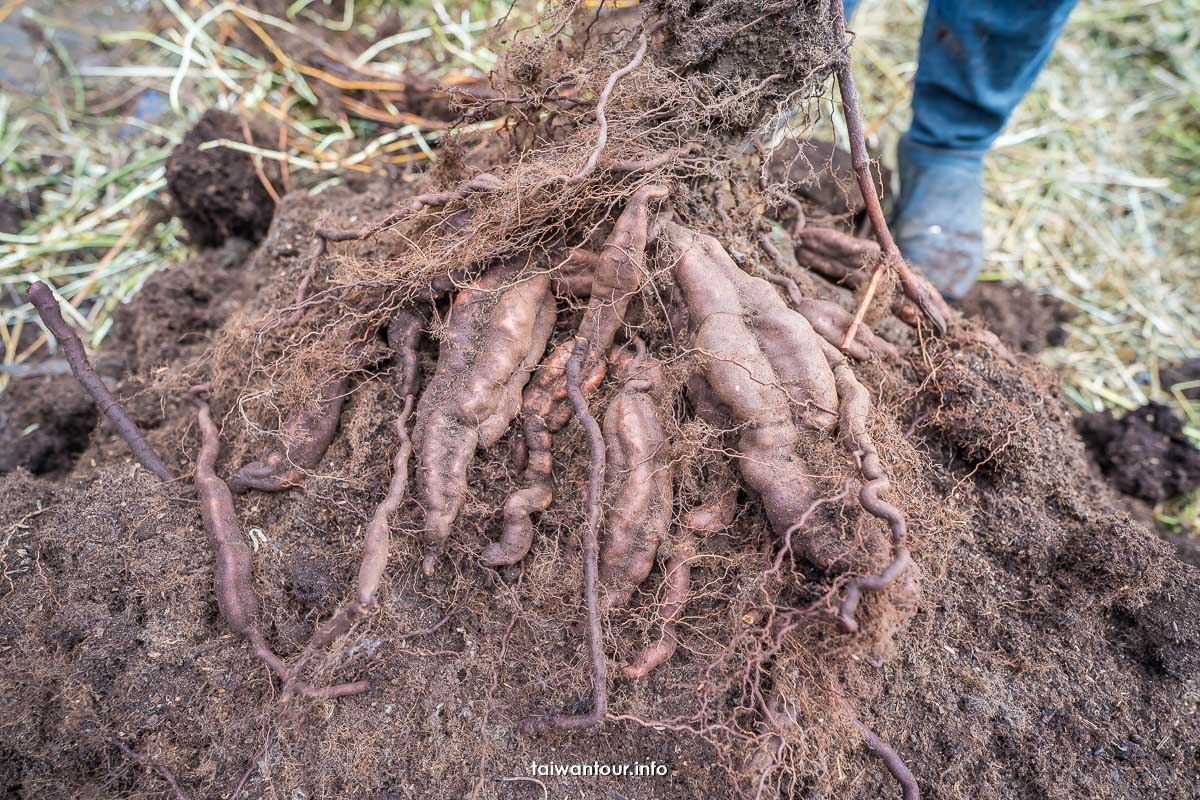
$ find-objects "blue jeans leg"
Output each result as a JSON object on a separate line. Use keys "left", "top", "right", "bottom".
{"left": 909, "top": 0, "right": 1078, "bottom": 152}
{"left": 835, "top": 0, "right": 1077, "bottom": 296}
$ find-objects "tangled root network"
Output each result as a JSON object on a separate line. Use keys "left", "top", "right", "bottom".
{"left": 28, "top": 3, "right": 1046, "bottom": 798}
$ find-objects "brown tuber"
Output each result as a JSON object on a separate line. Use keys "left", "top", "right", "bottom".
{"left": 229, "top": 372, "right": 351, "bottom": 493}
{"left": 192, "top": 391, "right": 367, "bottom": 700}
{"left": 486, "top": 185, "right": 668, "bottom": 567}
{"left": 414, "top": 260, "right": 556, "bottom": 574}
{"left": 598, "top": 341, "right": 673, "bottom": 612}
{"left": 623, "top": 486, "right": 736, "bottom": 680}
{"left": 665, "top": 221, "right": 849, "bottom": 568}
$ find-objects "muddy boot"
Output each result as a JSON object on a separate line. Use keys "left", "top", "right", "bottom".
{"left": 891, "top": 135, "right": 985, "bottom": 300}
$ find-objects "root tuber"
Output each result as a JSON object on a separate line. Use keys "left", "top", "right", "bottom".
{"left": 794, "top": 227, "right": 921, "bottom": 327}
{"left": 486, "top": 186, "right": 667, "bottom": 567}
{"left": 415, "top": 261, "right": 556, "bottom": 574}
{"left": 598, "top": 342, "right": 672, "bottom": 611}
{"left": 229, "top": 371, "right": 352, "bottom": 494}
{"left": 763, "top": 270, "right": 897, "bottom": 363}
{"left": 387, "top": 307, "right": 424, "bottom": 397}
{"left": 192, "top": 391, "right": 368, "bottom": 700}
{"left": 27, "top": 280, "right": 173, "bottom": 482}
{"left": 623, "top": 487, "right": 736, "bottom": 680}
{"left": 665, "top": 221, "right": 847, "bottom": 568}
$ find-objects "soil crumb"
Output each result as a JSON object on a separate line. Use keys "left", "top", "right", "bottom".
{"left": 165, "top": 109, "right": 279, "bottom": 248}
{"left": 1078, "top": 401, "right": 1200, "bottom": 503}
{"left": 957, "top": 282, "right": 1074, "bottom": 354}
{"left": 0, "top": 197, "right": 26, "bottom": 234}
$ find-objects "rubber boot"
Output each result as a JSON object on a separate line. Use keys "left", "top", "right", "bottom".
{"left": 892, "top": 135, "right": 985, "bottom": 300}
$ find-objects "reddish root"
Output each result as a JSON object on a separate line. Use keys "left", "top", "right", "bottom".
{"left": 229, "top": 371, "right": 351, "bottom": 493}
{"left": 520, "top": 338, "right": 608, "bottom": 734}
{"left": 192, "top": 391, "right": 368, "bottom": 700}
{"left": 624, "top": 487, "right": 736, "bottom": 680}
{"left": 283, "top": 396, "right": 415, "bottom": 701}
{"left": 557, "top": 32, "right": 650, "bottom": 185}
{"left": 828, "top": 0, "right": 949, "bottom": 339}
{"left": 28, "top": 281, "right": 173, "bottom": 482}
{"left": 852, "top": 719, "right": 920, "bottom": 800}
{"left": 821, "top": 344, "right": 914, "bottom": 633}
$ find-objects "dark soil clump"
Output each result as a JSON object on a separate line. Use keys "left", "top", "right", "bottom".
{"left": 0, "top": 196, "right": 28, "bottom": 234}
{"left": 166, "top": 109, "right": 279, "bottom": 248}
{"left": 1078, "top": 401, "right": 1200, "bottom": 503}
{"left": 957, "top": 282, "right": 1074, "bottom": 354}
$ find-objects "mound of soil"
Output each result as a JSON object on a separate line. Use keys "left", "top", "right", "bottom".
{"left": 957, "top": 282, "right": 1074, "bottom": 354}
{"left": 1078, "top": 402, "right": 1200, "bottom": 503}
{"left": 0, "top": 177, "right": 1197, "bottom": 800}
{"left": 165, "top": 109, "right": 279, "bottom": 248}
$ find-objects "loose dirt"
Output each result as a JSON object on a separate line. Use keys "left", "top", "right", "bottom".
{"left": 1, "top": 173, "right": 1196, "bottom": 799}
{"left": 957, "top": 282, "right": 1074, "bottom": 355}
{"left": 1079, "top": 402, "right": 1200, "bottom": 504}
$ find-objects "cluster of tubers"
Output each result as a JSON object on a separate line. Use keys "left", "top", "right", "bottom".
{"left": 196, "top": 189, "right": 918, "bottom": 706}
